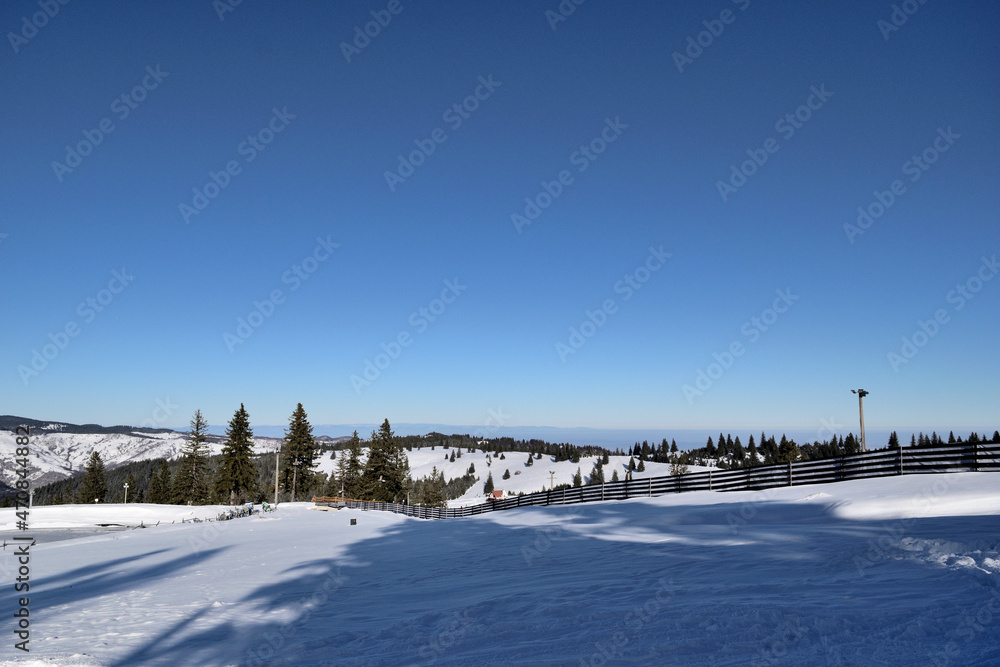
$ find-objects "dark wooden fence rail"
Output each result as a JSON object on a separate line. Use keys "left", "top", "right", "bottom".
{"left": 321, "top": 443, "right": 1000, "bottom": 520}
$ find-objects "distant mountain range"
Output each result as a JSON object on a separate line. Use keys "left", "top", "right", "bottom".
{"left": 0, "top": 415, "right": 908, "bottom": 488}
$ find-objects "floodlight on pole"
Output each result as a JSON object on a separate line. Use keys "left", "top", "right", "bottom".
{"left": 851, "top": 389, "right": 869, "bottom": 452}
{"left": 123, "top": 482, "right": 129, "bottom": 504}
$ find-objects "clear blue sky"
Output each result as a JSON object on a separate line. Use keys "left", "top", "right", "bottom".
{"left": 2, "top": 1, "right": 997, "bottom": 438}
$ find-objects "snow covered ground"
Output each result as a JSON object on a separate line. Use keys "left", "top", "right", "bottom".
{"left": 314, "top": 446, "right": 713, "bottom": 505}
{"left": 1, "top": 473, "right": 999, "bottom": 665}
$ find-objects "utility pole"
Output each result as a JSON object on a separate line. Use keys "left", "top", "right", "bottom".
{"left": 549, "top": 471, "right": 555, "bottom": 490}
{"left": 274, "top": 446, "right": 280, "bottom": 505}
{"left": 852, "top": 389, "right": 869, "bottom": 452}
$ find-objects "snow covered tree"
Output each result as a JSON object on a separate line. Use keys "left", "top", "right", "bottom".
{"left": 173, "top": 409, "right": 210, "bottom": 505}
{"left": 214, "top": 404, "right": 258, "bottom": 505}
{"left": 280, "top": 403, "right": 317, "bottom": 502}
{"left": 77, "top": 450, "right": 107, "bottom": 503}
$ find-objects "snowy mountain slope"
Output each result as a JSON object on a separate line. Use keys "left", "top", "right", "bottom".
{"left": 0, "top": 428, "right": 284, "bottom": 488}
{"left": 313, "top": 445, "right": 715, "bottom": 505}
{"left": 1, "top": 473, "right": 998, "bottom": 665}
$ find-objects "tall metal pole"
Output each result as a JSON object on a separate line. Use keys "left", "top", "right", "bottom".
{"left": 852, "top": 389, "right": 869, "bottom": 452}
{"left": 274, "top": 447, "right": 280, "bottom": 505}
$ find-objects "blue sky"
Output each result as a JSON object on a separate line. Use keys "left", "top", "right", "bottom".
{"left": 2, "top": 0, "right": 997, "bottom": 440}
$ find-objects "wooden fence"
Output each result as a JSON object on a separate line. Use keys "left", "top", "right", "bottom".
{"left": 315, "top": 442, "right": 1000, "bottom": 520}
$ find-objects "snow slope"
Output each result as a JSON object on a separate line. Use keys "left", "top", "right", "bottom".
{"left": 1, "top": 473, "right": 998, "bottom": 665}
{"left": 0, "top": 430, "right": 283, "bottom": 488}
{"left": 314, "top": 445, "right": 713, "bottom": 505}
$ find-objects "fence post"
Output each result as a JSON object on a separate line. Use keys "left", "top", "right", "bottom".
{"left": 974, "top": 440, "right": 979, "bottom": 472}
{"left": 601, "top": 483, "right": 604, "bottom": 502}
{"left": 562, "top": 488, "right": 566, "bottom": 504}
{"left": 649, "top": 477, "right": 652, "bottom": 497}
{"left": 898, "top": 446, "right": 903, "bottom": 475}
{"left": 709, "top": 469, "right": 712, "bottom": 491}
{"left": 788, "top": 460, "right": 793, "bottom": 487}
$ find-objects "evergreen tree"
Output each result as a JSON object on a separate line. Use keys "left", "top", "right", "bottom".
{"left": 484, "top": 471, "right": 495, "bottom": 495}
{"left": 628, "top": 456, "right": 636, "bottom": 471}
{"left": 147, "top": 460, "right": 172, "bottom": 504}
{"left": 449, "top": 450, "right": 456, "bottom": 463}
{"left": 572, "top": 467, "right": 582, "bottom": 487}
{"left": 423, "top": 467, "right": 447, "bottom": 507}
{"left": 611, "top": 469, "right": 620, "bottom": 482}
{"left": 637, "top": 458, "right": 645, "bottom": 472}
{"left": 77, "top": 451, "right": 108, "bottom": 503}
{"left": 468, "top": 463, "right": 476, "bottom": 475}
{"left": 502, "top": 468, "right": 511, "bottom": 480}
{"left": 910, "top": 434, "right": 917, "bottom": 447}
{"left": 339, "top": 431, "right": 364, "bottom": 498}
{"left": 280, "top": 403, "right": 317, "bottom": 502}
{"left": 214, "top": 404, "right": 258, "bottom": 505}
{"left": 589, "top": 461, "right": 605, "bottom": 485}
{"left": 362, "top": 419, "right": 410, "bottom": 502}
{"left": 993, "top": 431, "right": 1000, "bottom": 444}
{"left": 525, "top": 453, "right": 533, "bottom": 467}
{"left": 747, "top": 436, "right": 759, "bottom": 467}
{"left": 174, "top": 409, "right": 211, "bottom": 505}
{"left": 888, "top": 431, "right": 900, "bottom": 449}
{"left": 948, "top": 431, "right": 956, "bottom": 444}
{"left": 777, "top": 435, "right": 799, "bottom": 463}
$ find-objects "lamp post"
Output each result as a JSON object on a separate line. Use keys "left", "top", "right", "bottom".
{"left": 549, "top": 471, "right": 556, "bottom": 491}
{"left": 851, "top": 389, "right": 869, "bottom": 452}
{"left": 123, "top": 482, "right": 129, "bottom": 504}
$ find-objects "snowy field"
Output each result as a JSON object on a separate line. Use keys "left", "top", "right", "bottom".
{"left": 313, "top": 446, "right": 713, "bottom": 506}
{"left": 1, "top": 473, "right": 999, "bottom": 666}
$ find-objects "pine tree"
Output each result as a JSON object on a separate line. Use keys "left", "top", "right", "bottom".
{"left": 280, "top": 403, "right": 317, "bottom": 502}
{"left": 525, "top": 453, "right": 533, "bottom": 467}
{"left": 637, "top": 458, "right": 645, "bottom": 472}
{"left": 147, "top": 460, "right": 172, "bottom": 504}
{"left": 590, "top": 461, "right": 605, "bottom": 485}
{"left": 77, "top": 451, "right": 108, "bottom": 503}
{"left": 214, "top": 404, "right": 258, "bottom": 505}
{"left": 174, "top": 410, "right": 211, "bottom": 505}
{"left": 888, "top": 431, "right": 900, "bottom": 449}
{"left": 338, "top": 431, "right": 364, "bottom": 498}
{"left": 449, "top": 450, "right": 456, "bottom": 463}
{"left": 424, "top": 467, "right": 447, "bottom": 507}
{"left": 484, "top": 471, "right": 495, "bottom": 495}
{"left": 572, "top": 467, "right": 582, "bottom": 487}
{"left": 628, "top": 456, "right": 636, "bottom": 471}
{"left": 362, "top": 419, "right": 409, "bottom": 502}
{"left": 502, "top": 468, "right": 511, "bottom": 480}
{"left": 948, "top": 431, "right": 956, "bottom": 444}
{"left": 611, "top": 469, "right": 620, "bottom": 482}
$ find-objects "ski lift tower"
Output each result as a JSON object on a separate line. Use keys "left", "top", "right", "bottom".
{"left": 851, "top": 389, "right": 869, "bottom": 452}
